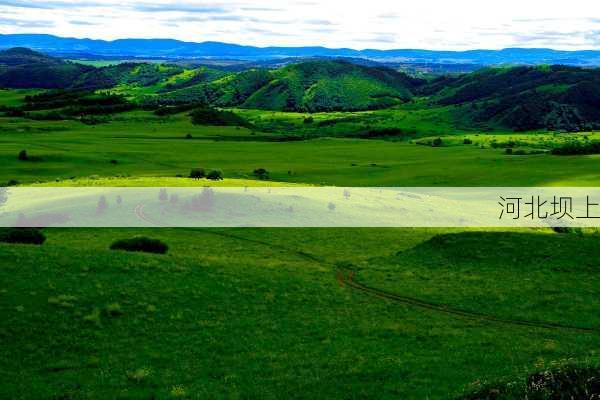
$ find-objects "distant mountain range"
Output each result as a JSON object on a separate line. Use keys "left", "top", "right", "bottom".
{"left": 1, "top": 34, "right": 600, "bottom": 66}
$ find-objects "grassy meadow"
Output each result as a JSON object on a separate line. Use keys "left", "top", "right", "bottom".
{"left": 2, "top": 228, "right": 599, "bottom": 400}
{"left": 1, "top": 108, "right": 600, "bottom": 187}
{"left": 1, "top": 82, "right": 599, "bottom": 400}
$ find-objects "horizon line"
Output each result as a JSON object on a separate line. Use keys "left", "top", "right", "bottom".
{"left": 1, "top": 33, "right": 600, "bottom": 53}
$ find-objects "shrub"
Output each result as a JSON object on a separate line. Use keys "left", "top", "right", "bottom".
{"left": 552, "top": 141, "right": 600, "bottom": 156}
{"left": 6, "top": 179, "right": 19, "bottom": 186}
{"left": 432, "top": 138, "right": 443, "bottom": 147}
{"left": 253, "top": 168, "right": 269, "bottom": 180}
{"left": 458, "top": 364, "right": 599, "bottom": 400}
{"left": 463, "top": 138, "right": 473, "bottom": 145}
{"left": 190, "top": 108, "right": 250, "bottom": 127}
{"left": 185, "top": 133, "right": 193, "bottom": 139}
{"left": 0, "top": 228, "right": 46, "bottom": 245}
{"left": 189, "top": 168, "right": 206, "bottom": 180}
{"left": 505, "top": 148, "right": 513, "bottom": 155}
{"left": 18, "top": 150, "right": 28, "bottom": 161}
{"left": 359, "top": 128, "right": 407, "bottom": 139}
{"left": 206, "top": 170, "right": 223, "bottom": 181}
{"left": 110, "top": 237, "right": 168, "bottom": 254}
{"left": 552, "top": 226, "right": 583, "bottom": 235}
{"left": 303, "top": 116, "right": 314, "bottom": 124}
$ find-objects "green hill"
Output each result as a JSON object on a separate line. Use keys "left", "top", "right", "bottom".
{"left": 425, "top": 65, "right": 600, "bottom": 131}
{"left": 0, "top": 48, "right": 93, "bottom": 89}
{"left": 4, "top": 48, "right": 600, "bottom": 128}
{"left": 72, "top": 63, "right": 212, "bottom": 92}
{"left": 0, "top": 47, "right": 64, "bottom": 66}
{"left": 240, "top": 60, "right": 423, "bottom": 112}
{"left": 141, "top": 60, "right": 424, "bottom": 112}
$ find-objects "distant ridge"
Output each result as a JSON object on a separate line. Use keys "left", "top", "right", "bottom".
{"left": 1, "top": 34, "right": 600, "bottom": 66}
{"left": 0, "top": 47, "right": 92, "bottom": 88}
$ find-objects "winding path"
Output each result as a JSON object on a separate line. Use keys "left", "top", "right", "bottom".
{"left": 336, "top": 270, "right": 598, "bottom": 334}
{"left": 133, "top": 202, "right": 599, "bottom": 334}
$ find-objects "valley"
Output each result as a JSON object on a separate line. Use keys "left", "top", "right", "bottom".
{"left": 0, "top": 44, "right": 599, "bottom": 400}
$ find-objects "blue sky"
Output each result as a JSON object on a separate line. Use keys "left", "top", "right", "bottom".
{"left": 0, "top": 0, "right": 598, "bottom": 50}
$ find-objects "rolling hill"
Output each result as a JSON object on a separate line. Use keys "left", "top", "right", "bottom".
{"left": 100, "top": 59, "right": 425, "bottom": 112}
{"left": 3, "top": 48, "right": 600, "bottom": 130}
{"left": 236, "top": 60, "right": 424, "bottom": 112}
{"left": 425, "top": 65, "right": 600, "bottom": 131}
{"left": 0, "top": 47, "right": 93, "bottom": 89}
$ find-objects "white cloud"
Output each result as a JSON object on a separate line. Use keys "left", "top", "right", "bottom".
{"left": 0, "top": 0, "right": 598, "bottom": 50}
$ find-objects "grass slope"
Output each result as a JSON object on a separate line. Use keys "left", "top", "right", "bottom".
{"left": 1, "top": 110, "right": 599, "bottom": 186}
{"left": 1, "top": 228, "right": 598, "bottom": 399}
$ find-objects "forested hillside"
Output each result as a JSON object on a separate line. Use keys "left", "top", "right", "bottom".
{"left": 0, "top": 48, "right": 93, "bottom": 89}
{"left": 2, "top": 47, "right": 600, "bottom": 131}
{"left": 424, "top": 66, "right": 600, "bottom": 131}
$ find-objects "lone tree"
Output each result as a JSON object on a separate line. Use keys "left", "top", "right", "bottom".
{"left": 189, "top": 168, "right": 206, "bottom": 180}
{"left": 206, "top": 170, "right": 223, "bottom": 181}
{"left": 18, "top": 150, "right": 28, "bottom": 161}
{"left": 253, "top": 168, "right": 269, "bottom": 180}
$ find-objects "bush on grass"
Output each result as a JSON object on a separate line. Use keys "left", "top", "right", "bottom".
{"left": 458, "top": 364, "right": 599, "bottom": 400}
{"left": 0, "top": 228, "right": 46, "bottom": 245}
{"left": 110, "top": 237, "right": 168, "bottom": 254}
{"left": 206, "top": 170, "right": 223, "bottom": 181}
{"left": 253, "top": 168, "right": 269, "bottom": 180}
{"left": 189, "top": 168, "right": 206, "bottom": 180}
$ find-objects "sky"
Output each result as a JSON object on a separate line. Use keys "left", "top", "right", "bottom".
{"left": 0, "top": 0, "right": 598, "bottom": 50}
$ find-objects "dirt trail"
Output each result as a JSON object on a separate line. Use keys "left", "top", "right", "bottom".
{"left": 134, "top": 202, "right": 598, "bottom": 334}
{"left": 336, "top": 270, "right": 598, "bottom": 334}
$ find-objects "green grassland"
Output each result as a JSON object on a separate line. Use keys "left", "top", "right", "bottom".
{"left": 1, "top": 228, "right": 599, "bottom": 400}
{"left": 1, "top": 109, "right": 599, "bottom": 186}
{"left": 1, "top": 55, "right": 600, "bottom": 400}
